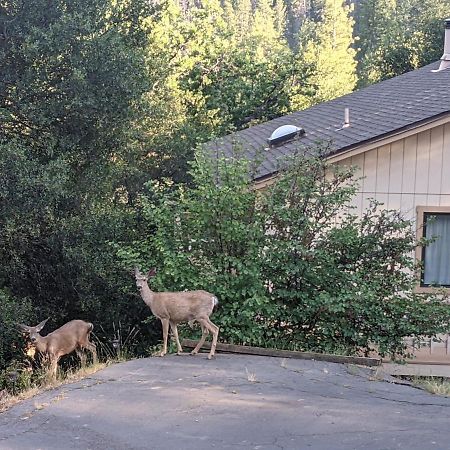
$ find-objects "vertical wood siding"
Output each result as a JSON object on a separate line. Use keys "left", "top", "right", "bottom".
{"left": 340, "top": 123, "right": 450, "bottom": 221}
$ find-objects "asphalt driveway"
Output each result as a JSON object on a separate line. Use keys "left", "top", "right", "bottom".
{"left": 1, "top": 353, "right": 450, "bottom": 450}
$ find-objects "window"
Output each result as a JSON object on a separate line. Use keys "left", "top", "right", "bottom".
{"left": 417, "top": 206, "right": 450, "bottom": 289}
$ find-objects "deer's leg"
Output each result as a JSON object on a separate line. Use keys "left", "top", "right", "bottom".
{"left": 160, "top": 319, "right": 169, "bottom": 356}
{"left": 198, "top": 318, "right": 219, "bottom": 360}
{"left": 169, "top": 321, "right": 183, "bottom": 355}
{"left": 80, "top": 332, "right": 97, "bottom": 365}
{"left": 49, "top": 356, "right": 59, "bottom": 379}
{"left": 76, "top": 349, "right": 87, "bottom": 368}
{"left": 190, "top": 325, "right": 209, "bottom": 356}
{"left": 41, "top": 353, "right": 55, "bottom": 378}
{"left": 85, "top": 341, "right": 97, "bottom": 364}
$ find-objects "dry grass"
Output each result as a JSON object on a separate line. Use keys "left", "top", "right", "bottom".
{"left": 62, "top": 361, "right": 107, "bottom": 383}
{"left": 245, "top": 367, "right": 259, "bottom": 383}
{"left": 0, "top": 386, "right": 41, "bottom": 413}
{"left": 280, "top": 358, "right": 288, "bottom": 369}
{"left": 0, "top": 362, "right": 107, "bottom": 413}
{"left": 413, "top": 377, "right": 450, "bottom": 396}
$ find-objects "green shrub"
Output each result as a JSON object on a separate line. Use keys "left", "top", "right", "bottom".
{"left": 0, "top": 290, "right": 34, "bottom": 390}
{"left": 116, "top": 148, "right": 274, "bottom": 345}
{"left": 116, "top": 145, "right": 450, "bottom": 359}
{"left": 262, "top": 150, "right": 450, "bottom": 356}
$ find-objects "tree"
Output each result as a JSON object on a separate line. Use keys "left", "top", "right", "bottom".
{"left": 0, "top": 0, "right": 157, "bottom": 367}
{"left": 291, "top": 0, "right": 357, "bottom": 109}
{"left": 148, "top": 0, "right": 295, "bottom": 139}
{"left": 355, "top": 0, "right": 448, "bottom": 86}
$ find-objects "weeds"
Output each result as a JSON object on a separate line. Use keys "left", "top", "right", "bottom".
{"left": 412, "top": 377, "right": 450, "bottom": 396}
{"left": 0, "top": 320, "right": 140, "bottom": 412}
{"left": 245, "top": 367, "right": 259, "bottom": 383}
{"left": 0, "top": 361, "right": 107, "bottom": 413}
{"left": 93, "top": 321, "right": 140, "bottom": 361}
{"left": 0, "top": 361, "right": 33, "bottom": 395}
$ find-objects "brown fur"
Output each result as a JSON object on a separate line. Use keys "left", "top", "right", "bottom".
{"left": 19, "top": 319, "right": 97, "bottom": 377}
{"left": 134, "top": 268, "right": 219, "bottom": 359}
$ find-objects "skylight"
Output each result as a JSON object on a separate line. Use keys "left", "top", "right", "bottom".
{"left": 268, "top": 125, "right": 305, "bottom": 146}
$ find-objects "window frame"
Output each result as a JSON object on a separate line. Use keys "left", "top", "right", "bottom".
{"left": 415, "top": 205, "right": 450, "bottom": 293}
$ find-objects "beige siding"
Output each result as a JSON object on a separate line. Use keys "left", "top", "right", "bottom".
{"left": 338, "top": 123, "right": 450, "bottom": 222}
{"left": 376, "top": 144, "right": 390, "bottom": 194}
{"left": 440, "top": 195, "right": 450, "bottom": 206}
{"left": 389, "top": 140, "right": 403, "bottom": 194}
{"left": 415, "top": 129, "right": 431, "bottom": 195}
{"left": 336, "top": 121, "right": 450, "bottom": 364}
{"left": 349, "top": 153, "right": 364, "bottom": 212}
{"left": 441, "top": 123, "right": 450, "bottom": 195}
{"left": 428, "top": 126, "right": 444, "bottom": 198}
{"left": 388, "top": 193, "right": 401, "bottom": 211}
{"left": 402, "top": 135, "right": 417, "bottom": 194}
{"left": 362, "top": 149, "right": 377, "bottom": 195}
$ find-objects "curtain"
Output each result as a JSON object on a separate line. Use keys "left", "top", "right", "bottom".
{"left": 424, "top": 214, "right": 450, "bottom": 286}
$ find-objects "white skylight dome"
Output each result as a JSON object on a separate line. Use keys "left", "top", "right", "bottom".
{"left": 268, "top": 124, "right": 305, "bottom": 146}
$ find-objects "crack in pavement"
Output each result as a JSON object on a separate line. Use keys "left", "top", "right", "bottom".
{"left": 277, "top": 365, "right": 450, "bottom": 408}
{"left": 0, "top": 417, "right": 51, "bottom": 441}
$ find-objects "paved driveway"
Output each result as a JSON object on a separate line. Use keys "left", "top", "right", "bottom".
{"left": 1, "top": 354, "right": 450, "bottom": 450}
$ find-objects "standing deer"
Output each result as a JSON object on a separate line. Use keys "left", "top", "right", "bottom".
{"left": 18, "top": 318, "right": 97, "bottom": 377}
{"left": 134, "top": 267, "right": 219, "bottom": 359}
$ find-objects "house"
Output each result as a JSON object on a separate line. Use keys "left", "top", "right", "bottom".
{"left": 210, "top": 19, "right": 450, "bottom": 362}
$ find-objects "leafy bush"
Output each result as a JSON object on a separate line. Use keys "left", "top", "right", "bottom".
{"left": 261, "top": 150, "right": 450, "bottom": 356}
{"left": 0, "top": 290, "right": 34, "bottom": 390}
{"left": 116, "top": 148, "right": 274, "bottom": 345}
{"left": 116, "top": 145, "right": 450, "bottom": 359}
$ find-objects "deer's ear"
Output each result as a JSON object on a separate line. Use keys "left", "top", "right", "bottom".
{"left": 148, "top": 268, "right": 157, "bottom": 278}
{"left": 134, "top": 267, "right": 141, "bottom": 277}
{"left": 18, "top": 323, "right": 31, "bottom": 333}
{"left": 35, "top": 318, "right": 49, "bottom": 332}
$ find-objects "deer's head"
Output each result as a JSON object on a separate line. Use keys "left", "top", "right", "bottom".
{"left": 134, "top": 267, "right": 157, "bottom": 291}
{"left": 18, "top": 318, "right": 49, "bottom": 343}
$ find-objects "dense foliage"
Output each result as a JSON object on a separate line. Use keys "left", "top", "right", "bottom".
{"left": 292, "top": 0, "right": 357, "bottom": 109}
{"left": 117, "top": 148, "right": 450, "bottom": 358}
{"left": 0, "top": 290, "right": 33, "bottom": 390}
{"left": 355, "top": 0, "right": 448, "bottom": 86}
{"left": 0, "top": 0, "right": 159, "bottom": 385}
{"left": 116, "top": 149, "right": 272, "bottom": 345}
{"left": 261, "top": 152, "right": 450, "bottom": 355}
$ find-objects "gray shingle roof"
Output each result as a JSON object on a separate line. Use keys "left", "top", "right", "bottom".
{"left": 209, "top": 61, "right": 450, "bottom": 181}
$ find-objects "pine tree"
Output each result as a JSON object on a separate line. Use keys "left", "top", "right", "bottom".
{"left": 355, "top": 0, "right": 448, "bottom": 86}
{"left": 291, "top": 0, "right": 357, "bottom": 109}
{"left": 152, "top": 0, "right": 294, "bottom": 136}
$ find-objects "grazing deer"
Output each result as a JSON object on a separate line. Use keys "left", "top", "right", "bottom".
{"left": 134, "top": 267, "right": 219, "bottom": 359}
{"left": 18, "top": 318, "right": 97, "bottom": 377}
